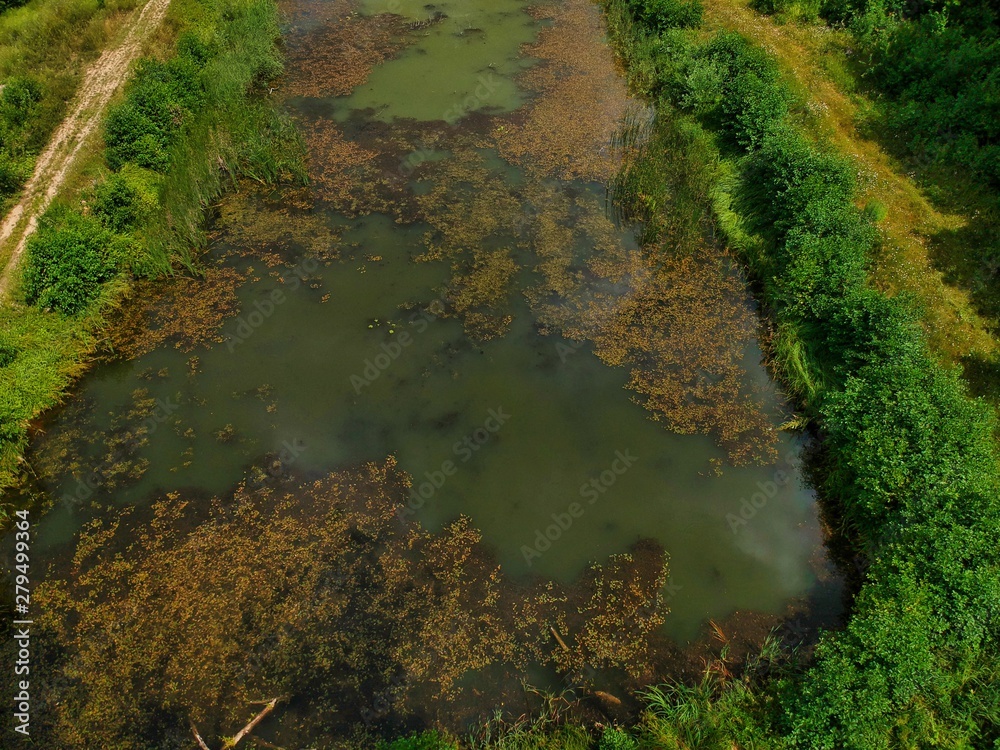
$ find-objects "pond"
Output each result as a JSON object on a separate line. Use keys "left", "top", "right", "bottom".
{"left": 23, "top": 0, "right": 839, "bottom": 651}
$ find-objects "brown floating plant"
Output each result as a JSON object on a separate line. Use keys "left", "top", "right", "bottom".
{"left": 33, "top": 459, "right": 669, "bottom": 745}
{"left": 492, "top": 0, "right": 634, "bottom": 182}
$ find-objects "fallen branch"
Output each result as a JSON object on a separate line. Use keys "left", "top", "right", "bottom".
{"left": 223, "top": 696, "right": 286, "bottom": 749}
{"left": 191, "top": 721, "right": 211, "bottom": 750}
{"left": 190, "top": 696, "right": 287, "bottom": 750}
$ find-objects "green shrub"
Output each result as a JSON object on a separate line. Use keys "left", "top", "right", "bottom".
{"left": 743, "top": 127, "right": 856, "bottom": 235}
{"left": 824, "top": 0, "right": 1000, "bottom": 184}
{"left": 104, "top": 56, "right": 204, "bottom": 171}
{"left": 598, "top": 727, "right": 638, "bottom": 750}
{"left": 0, "top": 151, "right": 30, "bottom": 197}
{"left": 0, "top": 76, "right": 42, "bottom": 129}
{"left": 696, "top": 33, "right": 791, "bottom": 148}
{"left": 602, "top": 5, "right": 1000, "bottom": 748}
{"left": 23, "top": 207, "right": 118, "bottom": 314}
{"left": 92, "top": 164, "right": 159, "bottom": 232}
{"left": 628, "top": 0, "right": 704, "bottom": 30}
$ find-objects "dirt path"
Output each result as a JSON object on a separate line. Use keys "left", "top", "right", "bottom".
{"left": 0, "top": 0, "right": 172, "bottom": 299}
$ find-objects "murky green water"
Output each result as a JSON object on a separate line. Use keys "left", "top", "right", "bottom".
{"left": 341, "top": 0, "right": 538, "bottom": 121}
{"left": 23, "top": 0, "right": 839, "bottom": 643}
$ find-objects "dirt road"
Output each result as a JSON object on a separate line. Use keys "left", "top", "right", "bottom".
{"left": 0, "top": 0, "right": 171, "bottom": 299}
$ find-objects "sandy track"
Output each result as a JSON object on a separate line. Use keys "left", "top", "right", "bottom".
{"left": 0, "top": 0, "right": 171, "bottom": 299}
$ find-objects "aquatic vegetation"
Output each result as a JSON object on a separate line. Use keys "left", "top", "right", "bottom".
{"left": 493, "top": 0, "right": 632, "bottom": 182}
{"left": 300, "top": 117, "right": 393, "bottom": 216}
{"left": 29, "top": 385, "right": 186, "bottom": 508}
{"left": 31, "top": 459, "right": 670, "bottom": 746}
{"left": 103, "top": 267, "right": 246, "bottom": 361}
{"left": 445, "top": 248, "right": 518, "bottom": 340}
{"left": 215, "top": 186, "right": 341, "bottom": 263}
{"left": 282, "top": 0, "right": 413, "bottom": 99}
{"left": 522, "top": 179, "right": 777, "bottom": 464}
{"left": 415, "top": 143, "right": 524, "bottom": 262}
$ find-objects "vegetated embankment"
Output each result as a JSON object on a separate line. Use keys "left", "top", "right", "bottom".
{"left": 0, "top": 0, "right": 304, "bottom": 506}
{"left": 0, "top": 0, "right": 172, "bottom": 298}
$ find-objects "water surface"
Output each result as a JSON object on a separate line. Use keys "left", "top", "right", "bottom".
{"left": 24, "top": 0, "right": 839, "bottom": 644}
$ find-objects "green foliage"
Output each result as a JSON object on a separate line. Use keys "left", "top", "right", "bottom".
{"left": 92, "top": 164, "right": 160, "bottom": 232}
{"left": 0, "top": 76, "right": 41, "bottom": 200}
{"left": 118, "top": 0, "right": 303, "bottom": 274}
{"left": 752, "top": 0, "right": 823, "bottom": 22}
{"left": 702, "top": 33, "right": 791, "bottom": 148}
{"left": 379, "top": 731, "right": 460, "bottom": 750}
{"left": 0, "top": 0, "right": 307, "bottom": 500}
{"left": 0, "top": 341, "right": 16, "bottom": 367}
{"left": 0, "top": 76, "right": 41, "bottom": 128}
{"left": 602, "top": 1, "right": 1000, "bottom": 747}
{"left": 862, "top": 199, "right": 887, "bottom": 222}
{"left": 814, "top": 0, "right": 1000, "bottom": 184}
{"left": 627, "top": 0, "right": 704, "bottom": 30}
{"left": 104, "top": 55, "right": 204, "bottom": 171}
{"left": 0, "top": 149, "right": 29, "bottom": 195}
{"left": 23, "top": 206, "right": 118, "bottom": 315}
{"left": 0, "top": 0, "right": 148, "bottom": 212}
{"left": 598, "top": 727, "right": 637, "bottom": 750}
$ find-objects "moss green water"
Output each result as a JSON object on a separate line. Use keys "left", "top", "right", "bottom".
{"left": 21, "top": 0, "right": 839, "bottom": 645}
{"left": 334, "top": 0, "right": 537, "bottom": 122}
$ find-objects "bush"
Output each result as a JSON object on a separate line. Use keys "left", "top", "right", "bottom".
{"left": 377, "top": 731, "right": 458, "bottom": 750}
{"left": 824, "top": 0, "right": 1000, "bottom": 184}
{"left": 23, "top": 207, "right": 118, "bottom": 314}
{"left": 694, "top": 33, "right": 791, "bottom": 148}
{"left": 0, "top": 151, "right": 30, "bottom": 197}
{"left": 0, "top": 76, "right": 42, "bottom": 129}
{"left": 744, "top": 127, "right": 856, "bottom": 234}
{"left": 92, "top": 164, "right": 160, "bottom": 232}
{"left": 628, "top": 0, "right": 704, "bottom": 31}
{"left": 104, "top": 56, "right": 204, "bottom": 171}
{"left": 599, "top": 727, "right": 638, "bottom": 750}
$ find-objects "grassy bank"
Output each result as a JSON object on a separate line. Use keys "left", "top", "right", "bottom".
{"left": 0, "top": 0, "right": 304, "bottom": 505}
{"left": 695, "top": 0, "right": 1000, "bottom": 404}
